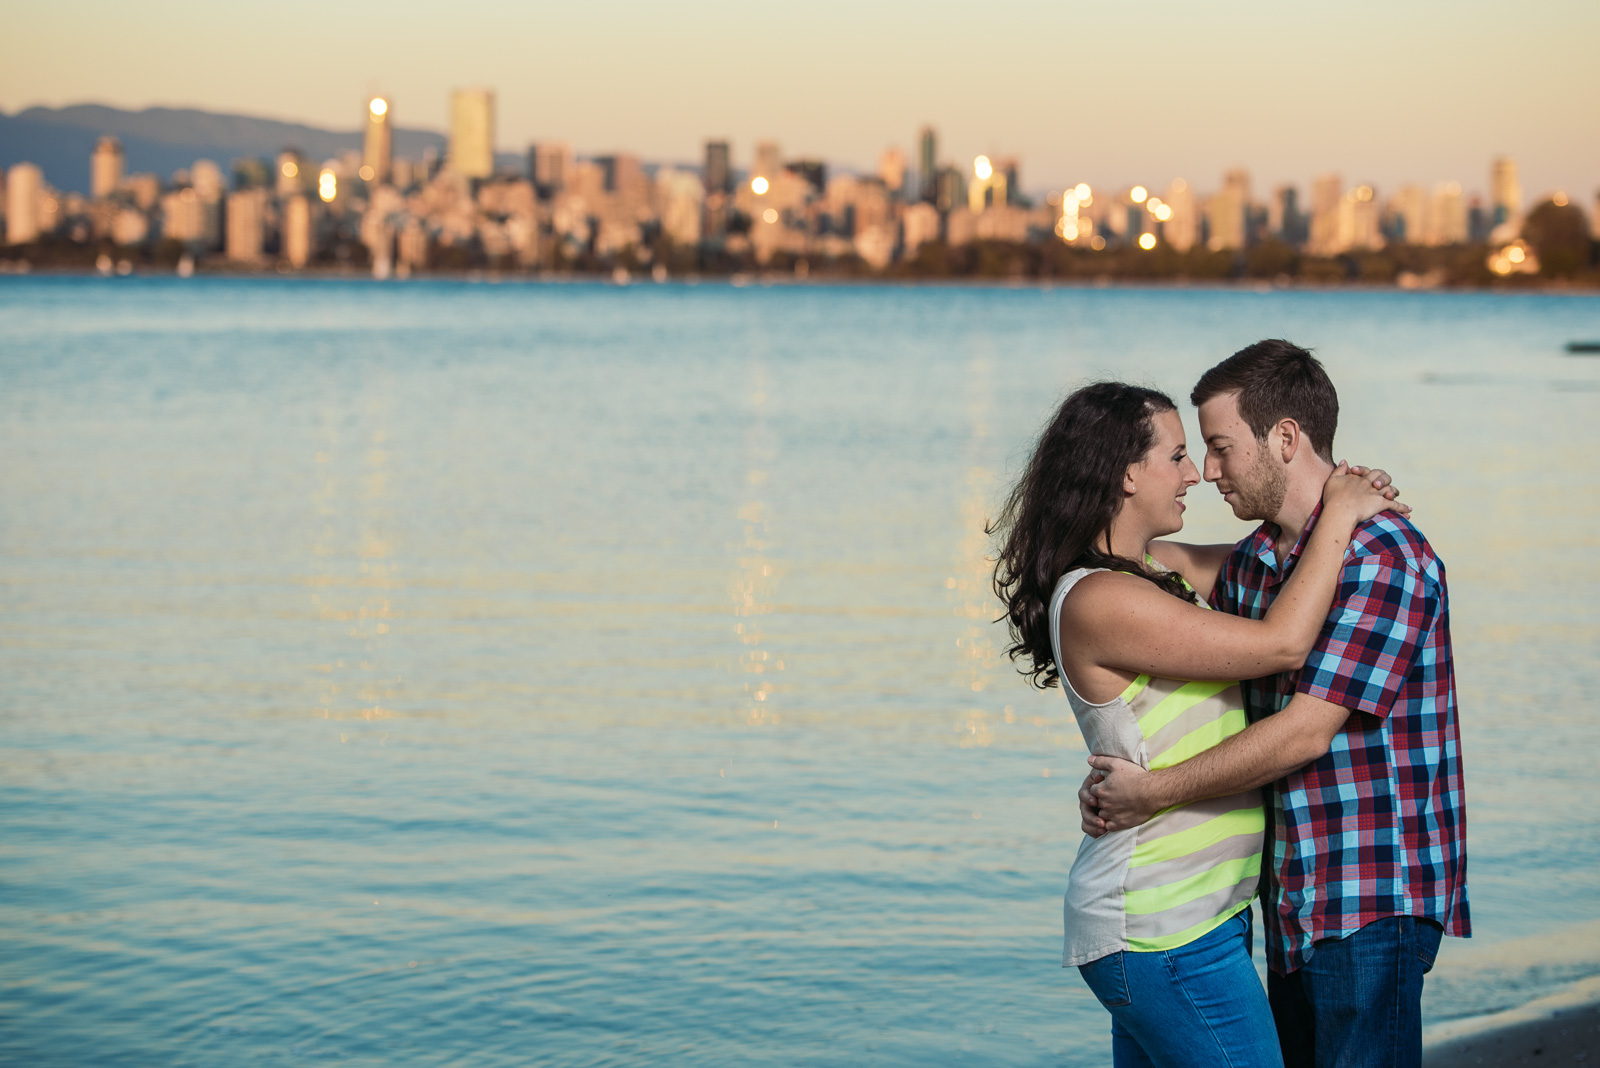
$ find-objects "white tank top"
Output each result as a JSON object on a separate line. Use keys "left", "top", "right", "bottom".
{"left": 1050, "top": 566, "right": 1266, "bottom": 966}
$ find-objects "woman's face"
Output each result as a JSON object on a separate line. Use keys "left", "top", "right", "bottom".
{"left": 1128, "top": 409, "right": 1201, "bottom": 537}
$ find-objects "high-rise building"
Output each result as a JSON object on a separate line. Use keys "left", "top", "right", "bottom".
{"left": 597, "top": 153, "right": 646, "bottom": 200}
{"left": 191, "top": 159, "right": 226, "bottom": 250}
{"left": 5, "top": 163, "right": 44, "bottom": 245}
{"left": 277, "top": 150, "right": 307, "bottom": 198}
{"left": 449, "top": 89, "right": 495, "bottom": 180}
{"left": 1388, "top": 185, "right": 1426, "bottom": 244}
{"left": 1308, "top": 174, "right": 1343, "bottom": 255}
{"left": 1269, "top": 185, "right": 1306, "bottom": 245}
{"left": 1206, "top": 169, "right": 1250, "bottom": 250}
{"left": 225, "top": 188, "right": 267, "bottom": 263}
{"left": 994, "top": 158, "right": 1021, "bottom": 206}
{"left": 161, "top": 188, "right": 204, "bottom": 244}
{"left": 655, "top": 168, "right": 703, "bottom": 246}
{"left": 934, "top": 166, "right": 964, "bottom": 214}
{"left": 1425, "top": 182, "right": 1468, "bottom": 245}
{"left": 1490, "top": 156, "right": 1520, "bottom": 228}
{"left": 918, "top": 126, "right": 937, "bottom": 204}
{"left": 703, "top": 140, "right": 732, "bottom": 195}
{"left": 91, "top": 137, "right": 125, "bottom": 199}
{"left": 363, "top": 97, "right": 393, "bottom": 183}
{"left": 284, "top": 194, "right": 313, "bottom": 268}
{"left": 877, "top": 147, "right": 906, "bottom": 197}
{"left": 1163, "top": 179, "right": 1197, "bottom": 251}
{"left": 753, "top": 141, "right": 782, "bottom": 184}
{"left": 530, "top": 142, "right": 573, "bottom": 192}
{"left": 122, "top": 173, "right": 158, "bottom": 211}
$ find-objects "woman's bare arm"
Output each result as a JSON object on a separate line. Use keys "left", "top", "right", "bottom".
{"left": 1064, "top": 464, "right": 1402, "bottom": 684}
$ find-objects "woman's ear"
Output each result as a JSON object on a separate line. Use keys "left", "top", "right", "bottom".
{"left": 1123, "top": 465, "right": 1139, "bottom": 496}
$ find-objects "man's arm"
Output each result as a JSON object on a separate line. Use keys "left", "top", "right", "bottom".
{"left": 1085, "top": 693, "right": 1351, "bottom": 832}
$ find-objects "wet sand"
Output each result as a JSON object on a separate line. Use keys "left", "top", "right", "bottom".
{"left": 1425, "top": 977, "right": 1600, "bottom": 1065}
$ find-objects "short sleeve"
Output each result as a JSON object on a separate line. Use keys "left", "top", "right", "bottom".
{"left": 1296, "top": 551, "right": 1428, "bottom": 720}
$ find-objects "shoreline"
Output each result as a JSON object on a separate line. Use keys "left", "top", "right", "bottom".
{"left": 0, "top": 263, "right": 1597, "bottom": 295}
{"left": 1425, "top": 974, "right": 1600, "bottom": 1064}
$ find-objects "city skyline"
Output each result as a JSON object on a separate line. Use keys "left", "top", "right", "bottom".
{"left": 4, "top": 0, "right": 1596, "bottom": 201}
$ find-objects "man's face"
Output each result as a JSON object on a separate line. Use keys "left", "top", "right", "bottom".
{"left": 1197, "top": 392, "right": 1286, "bottom": 522}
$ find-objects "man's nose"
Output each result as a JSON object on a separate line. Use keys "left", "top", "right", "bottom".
{"left": 1202, "top": 455, "right": 1220, "bottom": 482}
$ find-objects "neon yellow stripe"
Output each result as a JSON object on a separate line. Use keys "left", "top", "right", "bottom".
{"left": 1136, "top": 679, "right": 1232, "bottom": 736}
{"left": 1124, "top": 853, "right": 1262, "bottom": 915}
{"left": 1119, "top": 674, "right": 1151, "bottom": 703}
{"left": 1130, "top": 808, "right": 1264, "bottom": 868}
{"left": 1148, "top": 708, "right": 1250, "bottom": 770}
{"left": 1127, "top": 898, "right": 1253, "bottom": 953}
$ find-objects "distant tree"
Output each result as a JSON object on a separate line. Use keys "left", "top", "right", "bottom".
{"left": 1521, "top": 200, "right": 1591, "bottom": 277}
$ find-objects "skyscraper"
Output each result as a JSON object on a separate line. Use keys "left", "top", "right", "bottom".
{"left": 277, "top": 150, "right": 307, "bottom": 198}
{"left": 1206, "top": 168, "right": 1250, "bottom": 250}
{"left": 1308, "top": 174, "right": 1343, "bottom": 255}
{"left": 703, "top": 141, "right": 731, "bottom": 195}
{"left": 530, "top": 142, "right": 573, "bottom": 192}
{"left": 363, "top": 97, "right": 393, "bottom": 183}
{"left": 225, "top": 188, "right": 266, "bottom": 263}
{"left": 5, "top": 163, "right": 44, "bottom": 244}
{"left": 918, "top": 126, "right": 937, "bottom": 204}
{"left": 753, "top": 141, "right": 782, "bottom": 184}
{"left": 91, "top": 137, "right": 124, "bottom": 199}
{"left": 283, "top": 195, "right": 313, "bottom": 268}
{"left": 1490, "top": 156, "right": 1520, "bottom": 229}
{"left": 877, "top": 148, "right": 906, "bottom": 197}
{"left": 449, "top": 89, "right": 495, "bottom": 180}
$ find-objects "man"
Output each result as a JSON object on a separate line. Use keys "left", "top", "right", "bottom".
{"left": 1081, "top": 340, "right": 1469, "bottom": 1067}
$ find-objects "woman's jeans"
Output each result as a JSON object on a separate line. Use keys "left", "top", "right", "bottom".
{"left": 1078, "top": 907, "right": 1283, "bottom": 1068}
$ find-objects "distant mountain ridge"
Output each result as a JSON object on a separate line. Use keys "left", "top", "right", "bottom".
{"left": 0, "top": 103, "right": 450, "bottom": 194}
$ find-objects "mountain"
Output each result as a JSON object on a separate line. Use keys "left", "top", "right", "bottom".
{"left": 0, "top": 104, "right": 450, "bottom": 193}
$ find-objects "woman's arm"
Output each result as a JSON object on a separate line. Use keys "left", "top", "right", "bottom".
{"left": 1062, "top": 464, "right": 1402, "bottom": 684}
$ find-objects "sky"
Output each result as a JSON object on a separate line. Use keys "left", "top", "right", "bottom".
{"left": 6, "top": 0, "right": 1598, "bottom": 201}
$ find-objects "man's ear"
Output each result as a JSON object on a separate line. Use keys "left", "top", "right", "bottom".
{"left": 1274, "top": 418, "right": 1303, "bottom": 464}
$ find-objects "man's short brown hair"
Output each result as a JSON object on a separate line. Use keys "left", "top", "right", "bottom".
{"left": 1191, "top": 339, "right": 1339, "bottom": 461}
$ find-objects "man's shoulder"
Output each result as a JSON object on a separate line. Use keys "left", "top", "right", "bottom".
{"left": 1349, "top": 512, "right": 1442, "bottom": 574}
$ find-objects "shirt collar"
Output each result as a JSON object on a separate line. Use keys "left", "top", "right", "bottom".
{"left": 1247, "top": 500, "right": 1325, "bottom": 576}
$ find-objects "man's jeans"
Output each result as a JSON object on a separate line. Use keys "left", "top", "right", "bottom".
{"left": 1267, "top": 915, "right": 1444, "bottom": 1068}
{"left": 1078, "top": 908, "right": 1283, "bottom": 1068}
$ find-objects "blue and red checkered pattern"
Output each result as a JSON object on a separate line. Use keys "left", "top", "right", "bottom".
{"left": 1212, "top": 505, "right": 1470, "bottom": 974}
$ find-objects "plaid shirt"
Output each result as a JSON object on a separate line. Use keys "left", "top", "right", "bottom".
{"left": 1212, "top": 504, "right": 1470, "bottom": 974}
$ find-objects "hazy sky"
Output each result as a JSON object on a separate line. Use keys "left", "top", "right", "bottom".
{"left": 6, "top": 0, "right": 1597, "bottom": 199}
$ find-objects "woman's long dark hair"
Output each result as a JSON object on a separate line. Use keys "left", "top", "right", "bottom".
{"left": 990, "top": 382, "right": 1198, "bottom": 690}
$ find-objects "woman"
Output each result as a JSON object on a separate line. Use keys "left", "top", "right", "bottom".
{"left": 990, "top": 382, "right": 1402, "bottom": 1067}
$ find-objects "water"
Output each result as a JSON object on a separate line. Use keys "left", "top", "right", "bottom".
{"left": 2, "top": 277, "right": 1598, "bottom": 1065}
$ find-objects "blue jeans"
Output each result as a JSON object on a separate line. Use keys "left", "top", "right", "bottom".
{"left": 1078, "top": 908, "right": 1283, "bottom": 1068}
{"left": 1266, "top": 915, "right": 1443, "bottom": 1068}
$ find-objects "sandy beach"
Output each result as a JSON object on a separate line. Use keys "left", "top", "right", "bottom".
{"left": 1426, "top": 976, "right": 1600, "bottom": 1065}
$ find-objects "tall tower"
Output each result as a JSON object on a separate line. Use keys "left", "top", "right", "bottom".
{"left": 753, "top": 141, "right": 782, "bottom": 183}
{"left": 1308, "top": 173, "right": 1343, "bottom": 255}
{"left": 363, "top": 97, "right": 393, "bottom": 183}
{"left": 703, "top": 140, "right": 731, "bottom": 195}
{"left": 91, "top": 136, "right": 125, "bottom": 199}
{"left": 918, "top": 126, "right": 937, "bottom": 203}
{"left": 5, "top": 163, "right": 44, "bottom": 245}
{"left": 1490, "top": 156, "right": 1520, "bottom": 228}
{"left": 449, "top": 89, "right": 495, "bottom": 180}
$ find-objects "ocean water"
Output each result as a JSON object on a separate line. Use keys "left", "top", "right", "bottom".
{"left": 2, "top": 277, "right": 1598, "bottom": 1066}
